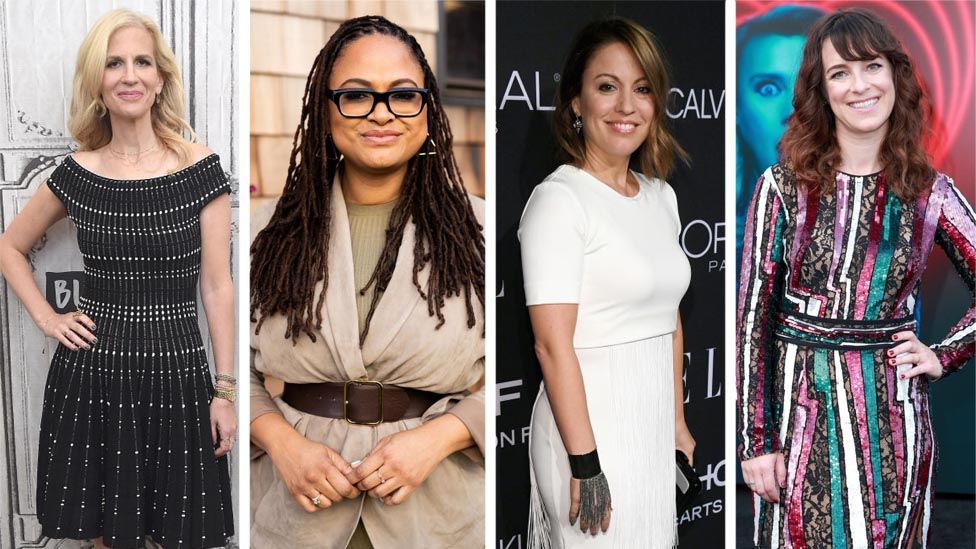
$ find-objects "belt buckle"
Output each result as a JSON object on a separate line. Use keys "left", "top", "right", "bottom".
{"left": 344, "top": 378, "right": 384, "bottom": 425}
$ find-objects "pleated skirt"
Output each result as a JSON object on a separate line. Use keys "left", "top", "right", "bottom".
{"left": 528, "top": 335, "right": 677, "bottom": 548}
{"left": 36, "top": 331, "right": 234, "bottom": 549}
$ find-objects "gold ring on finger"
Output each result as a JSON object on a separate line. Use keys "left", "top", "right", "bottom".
{"left": 71, "top": 311, "right": 82, "bottom": 318}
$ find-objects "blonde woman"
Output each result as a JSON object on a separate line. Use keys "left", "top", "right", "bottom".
{"left": 0, "top": 9, "right": 235, "bottom": 548}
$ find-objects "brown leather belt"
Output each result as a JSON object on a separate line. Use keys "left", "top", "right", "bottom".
{"left": 281, "top": 380, "right": 442, "bottom": 425}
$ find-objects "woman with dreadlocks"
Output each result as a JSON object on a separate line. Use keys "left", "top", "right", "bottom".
{"left": 248, "top": 16, "right": 485, "bottom": 548}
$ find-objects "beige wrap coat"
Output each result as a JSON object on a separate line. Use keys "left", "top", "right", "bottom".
{"left": 249, "top": 182, "right": 485, "bottom": 548}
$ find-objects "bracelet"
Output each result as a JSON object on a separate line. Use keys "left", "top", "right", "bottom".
{"left": 213, "top": 387, "right": 236, "bottom": 403}
{"left": 568, "top": 449, "right": 602, "bottom": 480}
{"left": 40, "top": 313, "right": 57, "bottom": 331}
{"left": 215, "top": 373, "right": 237, "bottom": 384}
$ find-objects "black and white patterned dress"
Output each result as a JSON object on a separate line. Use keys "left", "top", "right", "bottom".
{"left": 37, "top": 154, "right": 234, "bottom": 548}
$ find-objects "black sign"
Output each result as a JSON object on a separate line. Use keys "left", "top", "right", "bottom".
{"left": 45, "top": 271, "right": 84, "bottom": 313}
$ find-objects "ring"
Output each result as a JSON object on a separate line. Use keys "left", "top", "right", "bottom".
{"left": 311, "top": 495, "right": 321, "bottom": 506}
{"left": 63, "top": 327, "right": 70, "bottom": 335}
{"left": 378, "top": 472, "right": 385, "bottom": 484}
{"left": 71, "top": 311, "right": 83, "bottom": 318}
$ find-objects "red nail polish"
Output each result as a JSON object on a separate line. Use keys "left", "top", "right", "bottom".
{"left": 892, "top": 335, "right": 899, "bottom": 340}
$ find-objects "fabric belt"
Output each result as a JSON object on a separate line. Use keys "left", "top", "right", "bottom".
{"left": 281, "top": 380, "right": 442, "bottom": 425}
{"left": 774, "top": 312, "right": 916, "bottom": 350}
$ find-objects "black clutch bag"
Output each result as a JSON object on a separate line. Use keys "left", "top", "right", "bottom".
{"left": 675, "top": 450, "right": 702, "bottom": 515}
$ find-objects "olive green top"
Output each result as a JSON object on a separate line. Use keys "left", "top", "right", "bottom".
{"left": 346, "top": 198, "right": 398, "bottom": 549}
{"left": 346, "top": 198, "right": 398, "bottom": 337}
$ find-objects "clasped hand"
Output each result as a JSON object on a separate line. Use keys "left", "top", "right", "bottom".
{"left": 351, "top": 426, "right": 450, "bottom": 506}
{"left": 272, "top": 423, "right": 450, "bottom": 512}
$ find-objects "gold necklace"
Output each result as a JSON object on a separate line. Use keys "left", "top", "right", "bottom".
{"left": 108, "top": 142, "right": 160, "bottom": 166}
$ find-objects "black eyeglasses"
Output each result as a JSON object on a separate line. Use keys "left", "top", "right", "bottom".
{"left": 326, "top": 87, "right": 429, "bottom": 118}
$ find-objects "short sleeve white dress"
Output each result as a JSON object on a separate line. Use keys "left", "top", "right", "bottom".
{"left": 519, "top": 164, "right": 690, "bottom": 548}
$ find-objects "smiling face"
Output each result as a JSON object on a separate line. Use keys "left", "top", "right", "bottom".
{"left": 821, "top": 39, "right": 895, "bottom": 142}
{"left": 738, "top": 33, "right": 806, "bottom": 170}
{"left": 327, "top": 34, "right": 428, "bottom": 175}
{"left": 101, "top": 25, "right": 163, "bottom": 122}
{"left": 571, "top": 41, "right": 654, "bottom": 167}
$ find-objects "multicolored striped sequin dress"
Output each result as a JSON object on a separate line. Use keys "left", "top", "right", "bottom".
{"left": 736, "top": 163, "right": 975, "bottom": 548}
{"left": 37, "top": 154, "right": 235, "bottom": 548}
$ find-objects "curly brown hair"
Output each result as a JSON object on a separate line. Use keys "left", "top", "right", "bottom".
{"left": 779, "top": 8, "right": 934, "bottom": 200}
{"left": 250, "top": 16, "right": 484, "bottom": 344}
{"left": 553, "top": 17, "right": 688, "bottom": 180}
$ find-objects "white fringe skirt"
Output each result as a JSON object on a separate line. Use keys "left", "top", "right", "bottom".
{"left": 528, "top": 334, "right": 677, "bottom": 548}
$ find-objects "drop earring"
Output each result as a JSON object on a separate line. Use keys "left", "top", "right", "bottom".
{"left": 417, "top": 134, "right": 437, "bottom": 156}
{"left": 573, "top": 115, "right": 583, "bottom": 134}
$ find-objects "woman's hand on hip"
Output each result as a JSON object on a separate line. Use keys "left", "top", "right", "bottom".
{"left": 741, "top": 452, "right": 786, "bottom": 503}
{"left": 351, "top": 414, "right": 471, "bottom": 506}
{"left": 41, "top": 311, "right": 97, "bottom": 351}
{"left": 675, "top": 420, "right": 696, "bottom": 466}
{"left": 210, "top": 398, "right": 237, "bottom": 457}
{"left": 267, "top": 429, "right": 361, "bottom": 512}
{"left": 889, "top": 331, "right": 944, "bottom": 380}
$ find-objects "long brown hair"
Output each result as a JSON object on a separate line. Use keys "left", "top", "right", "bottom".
{"left": 553, "top": 17, "right": 688, "bottom": 180}
{"left": 779, "top": 8, "right": 934, "bottom": 200}
{"left": 250, "top": 16, "right": 484, "bottom": 344}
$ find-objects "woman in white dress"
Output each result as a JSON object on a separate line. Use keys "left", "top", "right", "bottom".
{"left": 520, "top": 18, "right": 695, "bottom": 548}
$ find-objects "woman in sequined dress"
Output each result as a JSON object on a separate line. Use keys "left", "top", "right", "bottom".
{"left": 737, "top": 9, "right": 975, "bottom": 548}
{"left": 0, "top": 9, "right": 235, "bottom": 548}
